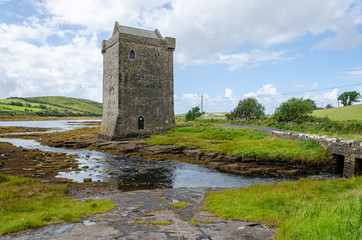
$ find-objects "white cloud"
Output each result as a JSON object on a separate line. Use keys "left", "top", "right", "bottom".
{"left": 292, "top": 83, "right": 306, "bottom": 89}
{"left": 217, "top": 49, "right": 294, "bottom": 71}
{"left": 302, "top": 88, "right": 340, "bottom": 108}
{"left": 311, "top": 82, "right": 319, "bottom": 88}
{"left": 1, "top": 0, "right": 362, "bottom": 102}
{"left": 174, "top": 88, "right": 241, "bottom": 113}
{"left": 344, "top": 67, "right": 362, "bottom": 78}
{"left": 225, "top": 88, "right": 234, "bottom": 98}
{"left": 0, "top": 27, "right": 102, "bottom": 101}
{"left": 244, "top": 84, "right": 285, "bottom": 114}
{"left": 39, "top": 0, "right": 362, "bottom": 68}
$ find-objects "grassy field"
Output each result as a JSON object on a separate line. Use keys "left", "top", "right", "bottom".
{"left": 0, "top": 174, "right": 115, "bottom": 235}
{"left": 313, "top": 104, "right": 362, "bottom": 121}
{"left": 204, "top": 176, "right": 362, "bottom": 239}
{"left": 147, "top": 124, "right": 329, "bottom": 164}
{"left": 0, "top": 96, "right": 102, "bottom": 118}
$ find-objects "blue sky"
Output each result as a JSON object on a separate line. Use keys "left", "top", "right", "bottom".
{"left": 0, "top": 0, "right": 362, "bottom": 114}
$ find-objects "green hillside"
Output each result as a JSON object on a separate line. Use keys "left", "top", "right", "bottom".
{"left": 312, "top": 104, "right": 362, "bottom": 121}
{"left": 0, "top": 96, "right": 102, "bottom": 118}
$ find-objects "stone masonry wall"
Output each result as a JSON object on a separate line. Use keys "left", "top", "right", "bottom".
{"left": 99, "top": 24, "right": 175, "bottom": 140}
{"left": 270, "top": 131, "right": 362, "bottom": 177}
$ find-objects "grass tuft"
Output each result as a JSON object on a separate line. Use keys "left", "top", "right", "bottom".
{"left": 169, "top": 201, "right": 189, "bottom": 209}
{"left": 0, "top": 174, "right": 116, "bottom": 235}
{"left": 148, "top": 220, "right": 173, "bottom": 225}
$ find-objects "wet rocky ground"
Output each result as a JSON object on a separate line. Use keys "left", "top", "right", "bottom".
{"left": 0, "top": 123, "right": 337, "bottom": 239}
{"left": 0, "top": 138, "right": 275, "bottom": 240}
{"left": 1, "top": 186, "right": 275, "bottom": 240}
{"left": 0, "top": 124, "right": 330, "bottom": 178}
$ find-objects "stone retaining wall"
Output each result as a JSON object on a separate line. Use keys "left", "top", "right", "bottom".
{"left": 270, "top": 131, "right": 362, "bottom": 177}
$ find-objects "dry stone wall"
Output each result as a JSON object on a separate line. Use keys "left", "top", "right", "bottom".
{"left": 270, "top": 131, "right": 362, "bottom": 177}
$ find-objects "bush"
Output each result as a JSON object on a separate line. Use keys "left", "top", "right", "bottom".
{"left": 9, "top": 101, "right": 23, "bottom": 107}
{"left": 325, "top": 104, "right": 333, "bottom": 109}
{"left": 185, "top": 106, "right": 202, "bottom": 121}
{"left": 273, "top": 97, "right": 316, "bottom": 123}
{"left": 227, "top": 97, "right": 265, "bottom": 120}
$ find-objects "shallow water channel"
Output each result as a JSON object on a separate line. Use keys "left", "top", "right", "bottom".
{"left": 0, "top": 120, "right": 334, "bottom": 190}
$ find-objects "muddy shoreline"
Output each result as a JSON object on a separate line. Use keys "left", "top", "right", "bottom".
{"left": 0, "top": 125, "right": 338, "bottom": 179}
{"left": 0, "top": 125, "right": 279, "bottom": 240}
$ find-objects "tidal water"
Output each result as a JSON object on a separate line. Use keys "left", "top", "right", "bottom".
{"left": 0, "top": 119, "right": 100, "bottom": 134}
{"left": 0, "top": 120, "right": 336, "bottom": 190}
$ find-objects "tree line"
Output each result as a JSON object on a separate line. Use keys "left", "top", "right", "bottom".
{"left": 185, "top": 91, "right": 361, "bottom": 122}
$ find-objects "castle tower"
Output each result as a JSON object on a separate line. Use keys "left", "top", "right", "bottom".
{"left": 99, "top": 22, "right": 176, "bottom": 140}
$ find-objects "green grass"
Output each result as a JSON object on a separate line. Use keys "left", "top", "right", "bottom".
{"left": 0, "top": 96, "right": 102, "bottom": 118}
{"left": 0, "top": 174, "right": 116, "bottom": 235}
{"left": 169, "top": 201, "right": 189, "bottom": 209}
{"left": 204, "top": 176, "right": 362, "bottom": 240}
{"left": 148, "top": 220, "right": 173, "bottom": 225}
{"left": 198, "top": 117, "right": 362, "bottom": 141}
{"left": 313, "top": 104, "right": 362, "bottom": 121}
{"left": 146, "top": 124, "right": 329, "bottom": 164}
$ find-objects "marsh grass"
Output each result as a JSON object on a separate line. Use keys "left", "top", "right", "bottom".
{"left": 169, "top": 201, "right": 190, "bottom": 209}
{"left": 148, "top": 220, "right": 173, "bottom": 225}
{"left": 204, "top": 176, "right": 362, "bottom": 239}
{"left": 147, "top": 124, "right": 329, "bottom": 164}
{"left": 0, "top": 174, "right": 116, "bottom": 235}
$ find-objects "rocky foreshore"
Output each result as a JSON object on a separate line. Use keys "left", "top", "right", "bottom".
{"left": 45, "top": 137, "right": 337, "bottom": 178}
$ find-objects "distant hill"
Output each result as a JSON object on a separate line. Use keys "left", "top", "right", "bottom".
{"left": 0, "top": 96, "right": 102, "bottom": 118}
{"left": 312, "top": 104, "right": 362, "bottom": 121}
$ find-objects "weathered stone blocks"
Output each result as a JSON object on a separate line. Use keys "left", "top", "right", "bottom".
{"left": 270, "top": 130, "right": 362, "bottom": 177}
{"left": 99, "top": 22, "right": 175, "bottom": 140}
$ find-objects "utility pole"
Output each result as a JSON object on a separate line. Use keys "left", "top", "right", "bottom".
{"left": 337, "top": 94, "right": 339, "bottom": 108}
{"left": 201, "top": 95, "right": 203, "bottom": 116}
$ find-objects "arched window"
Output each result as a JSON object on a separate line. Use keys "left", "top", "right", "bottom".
{"left": 129, "top": 50, "right": 135, "bottom": 59}
{"left": 138, "top": 116, "right": 144, "bottom": 130}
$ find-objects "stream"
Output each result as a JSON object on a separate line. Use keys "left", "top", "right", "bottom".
{"left": 0, "top": 120, "right": 335, "bottom": 190}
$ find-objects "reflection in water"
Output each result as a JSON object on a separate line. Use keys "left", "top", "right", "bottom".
{"left": 118, "top": 166, "right": 174, "bottom": 188}
{"left": 0, "top": 137, "right": 283, "bottom": 189}
{"left": 0, "top": 119, "right": 339, "bottom": 190}
{"left": 0, "top": 119, "right": 101, "bottom": 134}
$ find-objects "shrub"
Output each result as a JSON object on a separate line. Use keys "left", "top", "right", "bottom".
{"left": 9, "top": 101, "right": 23, "bottom": 106}
{"left": 185, "top": 106, "right": 202, "bottom": 121}
{"left": 273, "top": 97, "right": 316, "bottom": 123}
{"left": 227, "top": 97, "right": 265, "bottom": 120}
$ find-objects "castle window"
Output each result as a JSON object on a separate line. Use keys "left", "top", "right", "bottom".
{"left": 129, "top": 50, "right": 135, "bottom": 59}
{"left": 138, "top": 116, "right": 144, "bottom": 130}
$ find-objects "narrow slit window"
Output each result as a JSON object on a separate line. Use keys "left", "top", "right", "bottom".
{"left": 129, "top": 50, "right": 135, "bottom": 59}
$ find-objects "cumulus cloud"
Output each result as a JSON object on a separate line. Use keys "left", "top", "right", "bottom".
{"left": 39, "top": 0, "right": 362, "bottom": 68}
{"left": 224, "top": 88, "right": 234, "bottom": 98}
{"left": 244, "top": 84, "right": 285, "bottom": 114}
{"left": 0, "top": 24, "right": 102, "bottom": 101}
{"left": 0, "top": 0, "right": 361, "bottom": 102}
{"left": 174, "top": 88, "right": 241, "bottom": 114}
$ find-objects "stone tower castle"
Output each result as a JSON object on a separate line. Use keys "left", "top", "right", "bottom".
{"left": 99, "top": 22, "right": 176, "bottom": 140}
